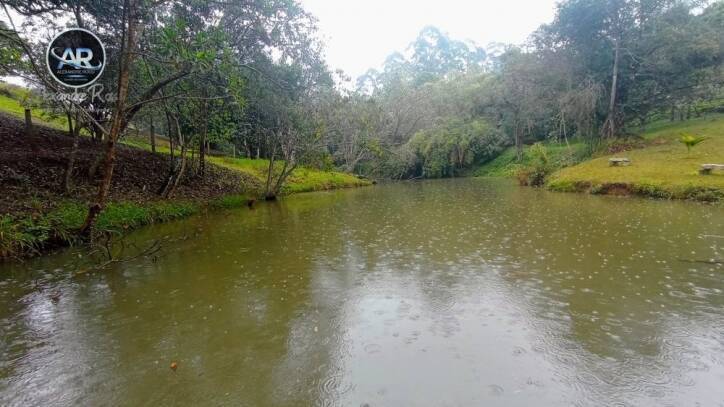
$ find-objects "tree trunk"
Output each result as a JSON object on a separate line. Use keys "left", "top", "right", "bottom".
{"left": 24, "top": 109, "right": 33, "bottom": 136}
{"left": 167, "top": 147, "right": 186, "bottom": 198}
{"left": 199, "top": 100, "right": 208, "bottom": 177}
{"left": 515, "top": 122, "right": 523, "bottom": 161}
{"left": 264, "top": 137, "right": 278, "bottom": 200}
{"left": 63, "top": 112, "right": 81, "bottom": 194}
{"left": 149, "top": 118, "right": 156, "bottom": 153}
{"left": 199, "top": 135, "right": 206, "bottom": 176}
{"left": 602, "top": 36, "right": 620, "bottom": 138}
{"left": 79, "top": 0, "right": 138, "bottom": 237}
{"left": 265, "top": 155, "right": 276, "bottom": 200}
{"left": 161, "top": 114, "right": 186, "bottom": 198}
{"left": 66, "top": 111, "right": 74, "bottom": 136}
{"left": 166, "top": 111, "right": 175, "bottom": 170}
{"left": 272, "top": 160, "right": 290, "bottom": 197}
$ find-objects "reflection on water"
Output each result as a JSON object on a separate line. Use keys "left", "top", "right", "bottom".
{"left": 1, "top": 179, "right": 723, "bottom": 406}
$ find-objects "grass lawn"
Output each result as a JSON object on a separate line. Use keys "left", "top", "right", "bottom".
{"left": 118, "top": 121, "right": 371, "bottom": 194}
{"left": 124, "top": 129, "right": 370, "bottom": 194}
{"left": 124, "top": 134, "right": 371, "bottom": 193}
{"left": 210, "top": 156, "right": 371, "bottom": 194}
{"left": 547, "top": 114, "right": 724, "bottom": 201}
{"left": 0, "top": 82, "right": 69, "bottom": 130}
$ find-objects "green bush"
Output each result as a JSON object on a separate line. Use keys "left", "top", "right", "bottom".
{"left": 0, "top": 214, "right": 60, "bottom": 257}
{"left": 632, "top": 182, "right": 672, "bottom": 199}
{"left": 676, "top": 185, "right": 723, "bottom": 202}
{"left": 516, "top": 143, "right": 553, "bottom": 187}
{"left": 678, "top": 134, "right": 708, "bottom": 153}
{"left": 408, "top": 118, "right": 506, "bottom": 179}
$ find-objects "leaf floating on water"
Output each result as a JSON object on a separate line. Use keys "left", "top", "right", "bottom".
{"left": 170, "top": 362, "right": 178, "bottom": 371}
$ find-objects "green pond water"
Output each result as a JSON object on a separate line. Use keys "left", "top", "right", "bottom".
{"left": 1, "top": 178, "right": 723, "bottom": 406}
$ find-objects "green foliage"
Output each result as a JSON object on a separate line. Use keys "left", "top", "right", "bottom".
{"left": 344, "top": 0, "right": 723, "bottom": 179}
{"left": 211, "top": 156, "right": 370, "bottom": 195}
{"left": 474, "top": 142, "right": 589, "bottom": 177}
{"left": 408, "top": 119, "right": 505, "bottom": 178}
{"left": 93, "top": 202, "right": 198, "bottom": 234}
{"left": 0, "top": 201, "right": 200, "bottom": 258}
{"left": 0, "top": 215, "right": 47, "bottom": 257}
{"left": 516, "top": 143, "right": 554, "bottom": 186}
{"left": 678, "top": 186, "right": 723, "bottom": 202}
{"left": 631, "top": 182, "right": 672, "bottom": 199}
{"left": 283, "top": 168, "right": 370, "bottom": 194}
{"left": 0, "top": 22, "right": 23, "bottom": 75}
{"left": 210, "top": 195, "right": 252, "bottom": 209}
{"left": 0, "top": 83, "right": 68, "bottom": 129}
{"left": 678, "top": 134, "right": 708, "bottom": 153}
{"left": 546, "top": 179, "right": 587, "bottom": 193}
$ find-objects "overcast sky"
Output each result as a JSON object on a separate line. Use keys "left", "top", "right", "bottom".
{"left": 2, "top": 1, "right": 559, "bottom": 87}
{"left": 300, "top": 0, "right": 558, "bottom": 80}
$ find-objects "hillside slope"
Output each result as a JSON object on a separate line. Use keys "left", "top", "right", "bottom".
{"left": 547, "top": 115, "right": 724, "bottom": 201}
{"left": 472, "top": 142, "right": 589, "bottom": 177}
{"left": 0, "top": 111, "right": 369, "bottom": 258}
{"left": 0, "top": 112, "right": 261, "bottom": 216}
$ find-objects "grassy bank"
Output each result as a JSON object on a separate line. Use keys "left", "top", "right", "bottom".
{"left": 123, "top": 137, "right": 370, "bottom": 194}
{"left": 547, "top": 115, "right": 724, "bottom": 201}
{"left": 472, "top": 141, "right": 589, "bottom": 177}
{"left": 0, "top": 195, "right": 260, "bottom": 258}
{"left": 210, "top": 156, "right": 370, "bottom": 194}
{"left": 0, "top": 90, "right": 371, "bottom": 258}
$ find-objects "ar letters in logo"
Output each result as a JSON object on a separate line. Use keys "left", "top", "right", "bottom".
{"left": 46, "top": 28, "right": 106, "bottom": 88}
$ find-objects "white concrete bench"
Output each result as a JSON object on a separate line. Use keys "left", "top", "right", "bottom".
{"left": 609, "top": 158, "right": 631, "bottom": 167}
{"left": 700, "top": 164, "right": 724, "bottom": 175}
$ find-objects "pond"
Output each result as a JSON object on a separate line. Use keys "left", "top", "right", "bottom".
{"left": 1, "top": 178, "right": 723, "bottom": 406}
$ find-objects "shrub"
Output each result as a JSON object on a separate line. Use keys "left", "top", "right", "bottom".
{"left": 0, "top": 200, "right": 206, "bottom": 259}
{"left": 678, "top": 134, "right": 708, "bottom": 153}
{"left": 677, "top": 185, "right": 723, "bottom": 202}
{"left": 0, "top": 215, "right": 51, "bottom": 257}
{"left": 516, "top": 143, "right": 553, "bottom": 187}
{"left": 632, "top": 182, "right": 672, "bottom": 199}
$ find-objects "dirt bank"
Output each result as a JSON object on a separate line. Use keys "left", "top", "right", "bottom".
{"left": 0, "top": 112, "right": 261, "bottom": 217}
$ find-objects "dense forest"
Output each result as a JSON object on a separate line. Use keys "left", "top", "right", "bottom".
{"left": 0, "top": 0, "right": 722, "bottom": 239}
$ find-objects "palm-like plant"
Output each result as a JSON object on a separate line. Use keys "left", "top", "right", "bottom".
{"left": 678, "top": 134, "right": 708, "bottom": 154}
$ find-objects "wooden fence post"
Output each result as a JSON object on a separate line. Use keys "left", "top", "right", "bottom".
{"left": 24, "top": 108, "right": 33, "bottom": 136}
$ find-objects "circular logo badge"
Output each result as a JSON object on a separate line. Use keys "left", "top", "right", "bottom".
{"left": 46, "top": 28, "right": 105, "bottom": 88}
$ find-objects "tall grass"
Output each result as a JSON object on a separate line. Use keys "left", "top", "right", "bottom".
{"left": 0, "top": 200, "right": 199, "bottom": 259}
